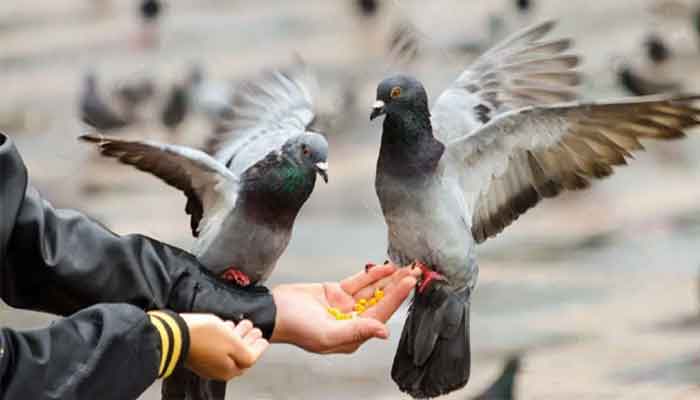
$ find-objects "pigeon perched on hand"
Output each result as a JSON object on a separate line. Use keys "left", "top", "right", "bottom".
{"left": 81, "top": 64, "right": 328, "bottom": 286}
{"left": 82, "top": 65, "right": 327, "bottom": 400}
{"left": 369, "top": 21, "right": 700, "bottom": 398}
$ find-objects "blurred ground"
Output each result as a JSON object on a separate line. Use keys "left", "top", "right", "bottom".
{"left": 2, "top": 0, "right": 700, "bottom": 399}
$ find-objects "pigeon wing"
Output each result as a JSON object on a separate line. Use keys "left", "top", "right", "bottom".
{"left": 442, "top": 95, "right": 700, "bottom": 243}
{"left": 80, "top": 134, "right": 238, "bottom": 238}
{"left": 431, "top": 20, "right": 580, "bottom": 144}
{"left": 205, "top": 63, "right": 319, "bottom": 176}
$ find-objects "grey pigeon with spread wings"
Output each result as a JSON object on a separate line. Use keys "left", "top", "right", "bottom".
{"left": 81, "top": 64, "right": 328, "bottom": 286}
{"left": 369, "top": 21, "right": 700, "bottom": 398}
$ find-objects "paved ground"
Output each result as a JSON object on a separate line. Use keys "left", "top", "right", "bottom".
{"left": 2, "top": 1, "right": 700, "bottom": 399}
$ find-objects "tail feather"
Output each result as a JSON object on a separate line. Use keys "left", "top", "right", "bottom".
{"left": 391, "top": 286, "right": 471, "bottom": 399}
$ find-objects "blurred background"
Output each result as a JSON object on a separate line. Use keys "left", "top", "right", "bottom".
{"left": 2, "top": 0, "right": 700, "bottom": 398}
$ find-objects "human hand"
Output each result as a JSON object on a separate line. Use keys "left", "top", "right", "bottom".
{"left": 270, "top": 263, "right": 421, "bottom": 354}
{"left": 181, "top": 314, "right": 269, "bottom": 380}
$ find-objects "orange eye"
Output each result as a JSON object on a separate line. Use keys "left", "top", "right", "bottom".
{"left": 302, "top": 146, "right": 310, "bottom": 156}
{"left": 390, "top": 86, "right": 401, "bottom": 98}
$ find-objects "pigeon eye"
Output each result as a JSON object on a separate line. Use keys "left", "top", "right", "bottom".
{"left": 390, "top": 86, "right": 402, "bottom": 98}
{"left": 302, "top": 146, "right": 310, "bottom": 156}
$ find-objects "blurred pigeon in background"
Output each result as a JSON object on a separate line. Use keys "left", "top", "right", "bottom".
{"left": 81, "top": 64, "right": 328, "bottom": 400}
{"left": 369, "top": 21, "right": 700, "bottom": 398}
{"left": 644, "top": 34, "right": 671, "bottom": 65}
{"left": 137, "top": 0, "right": 162, "bottom": 49}
{"left": 187, "top": 65, "right": 236, "bottom": 133}
{"left": 80, "top": 71, "right": 130, "bottom": 131}
{"left": 112, "top": 76, "right": 156, "bottom": 121}
{"left": 161, "top": 82, "right": 189, "bottom": 134}
{"left": 355, "top": 0, "right": 379, "bottom": 18}
{"left": 616, "top": 64, "right": 680, "bottom": 96}
{"left": 470, "top": 356, "right": 521, "bottom": 400}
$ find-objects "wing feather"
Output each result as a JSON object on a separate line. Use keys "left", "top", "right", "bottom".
{"left": 205, "top": 63, "right": 319, "bottom": 176}
{"left": 80, "top": 134, "right": 238, "bottom": 238}
{"left": 431, "top": 21, "right": 580, "bottom": 143}
{"left": 443, "top": 95, "right": 700, "bottom": 243}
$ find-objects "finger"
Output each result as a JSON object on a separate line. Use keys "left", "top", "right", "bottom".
{"left": 251, "top": 338, "right": 270, "bottom": 356}
{"left": 364, "top": 276, "right": 416, "bottom": 323}
{"left": 353, "top": 267, "right": 413, "bottom": 300}
{"left": 223, "top": 320, "right": 236, "bottom": 331}
{"left": 407, "top": 264, "right": 423, "bottom": 278}
{"left": 340, "top": 263, "right": 396, "bottom": 295}
{"left": 325, "top": 317, "right": 389, "bottom": 348}
{"left": 243, "top": 328, "right": 262, "bottom": 346}
{"left": 232, "top": 319, "right": 253, "bottom": 338}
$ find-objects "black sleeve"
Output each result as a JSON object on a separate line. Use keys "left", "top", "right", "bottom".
{"left": 0, "top": 133, "right": 276, "bottom": 338}
{"left": 0, "top": 304, "right": 189, "bottom": 400}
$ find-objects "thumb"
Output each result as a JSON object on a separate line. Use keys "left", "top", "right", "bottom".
{"left": 330, "top": 317, "right": 389, "bottom": 346}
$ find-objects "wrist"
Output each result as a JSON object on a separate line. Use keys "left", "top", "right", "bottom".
{"left": 270, "top": 286, "right": 288, "bottom": 344}
{"left": 147, "top": 310, "right": 190, "bottom": 379}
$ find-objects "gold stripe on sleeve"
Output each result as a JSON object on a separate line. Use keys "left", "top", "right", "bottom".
{"left": 148, "top": 314, "right": 170, "bottom": 377}
{"left": 150, "top": 311, "right": 183, "bottom": 379}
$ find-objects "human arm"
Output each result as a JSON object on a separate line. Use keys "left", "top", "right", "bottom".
{"left": 0, "top": 133, "right": 276, "bottom": 338}
{"left": 0, "top": 304, "right": 183, "bottom": 400}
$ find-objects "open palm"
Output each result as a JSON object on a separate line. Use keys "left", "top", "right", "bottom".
{"left": 271, "top": 264, "right": 420, "bottom": 354}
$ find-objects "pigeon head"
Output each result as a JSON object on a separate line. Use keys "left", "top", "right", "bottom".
{"left": 370, "top": 74, "right": 429, "bottom": 121}
{"left": 285, "top": 133, "right": 329, "bottom": 183}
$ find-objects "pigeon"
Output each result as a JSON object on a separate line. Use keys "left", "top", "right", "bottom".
{"left": 140, "top": 0, "right": 162, "bottom": 23}
{"left": 161, "top": 82, "right": 189, "bottom": 133}
{"left": 644, "top": 34, "right": 670, "bottom": 65}
{"left": 113, "top": 77, "right": 156, "bottom": 121}
{"left": 369, "top": 21, "right": 700, "bottom": 398}
{"left": 114, "top": 77, "right": 155, "bottom": 109}
{"left": 81, "top": 65, "right": 328, "bottom": 400}
{"left": 617, "top": 64, "right": 680, "bottom": 96}
{"left": 81, "top": 64, "right": 327, "bottom": 286}
{"left": 356, "top": 0, "right": 379, "bottom": 17}
{"left": 470, "top": 356, "right": 520, "bottom": 400}
{"left": 80, "top": 72, "right": 130, "bottom": 131}
{"left": 515, "top": 0, "right": 532, "bottom": 14}
{"left": 188, "top": 65, "right": 236, "bottom": 131}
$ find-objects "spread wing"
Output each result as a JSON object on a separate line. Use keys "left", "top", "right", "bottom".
{"left": 205, "top": 63, "right": 319, "bottom": 176}
{"left": 431, "top": 20, "right": 580, "bottom": 144}
{"left": 80, "top": 134, "right": 239, "bottom": 239}
{"left": 443, "top": 96, "right": 700, "bottom": 243}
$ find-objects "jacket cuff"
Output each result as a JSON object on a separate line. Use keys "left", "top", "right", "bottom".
{"left": 147, "top": 310, "right": 190, "bottom": 379}
{"left": 171, "top": 266, "right": 277, "bottom": 340}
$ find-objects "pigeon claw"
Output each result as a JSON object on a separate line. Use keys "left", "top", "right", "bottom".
{"left": 365, "top": 263, "right": 376, "bottom": 273}
{"left": 221, "top": 267, "right": 251, "bottom": 287}
{"left": 413, "top": 260, "right": 446, "bottom": 294}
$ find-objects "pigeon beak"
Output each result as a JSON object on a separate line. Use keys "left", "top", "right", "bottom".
{"left": 370, "top": 100, "right": 385, "bottom": 120}
{"left": 315, "top": 162, "right": 329, "bottom": 183}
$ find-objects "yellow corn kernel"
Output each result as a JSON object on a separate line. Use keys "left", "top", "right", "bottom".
{"left": 327, "top": 307, "right": 341, "bottom": 318}
{"left": 374, "top": 289, "right": 384, "bottom": 299}
{"left": 354, "top": 304, "right": 366, "bottom": 313}
{"left": 358, "top": 298, "right": 368, "bottom": 306}
{"left": 368, "top": 298, "right": 377, "bottom": 307}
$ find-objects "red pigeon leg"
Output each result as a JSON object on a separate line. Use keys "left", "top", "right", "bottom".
{"left": 220, "top": 267, "right": 251, "bottom": 286}
{"left": 414, "top": 260, "right": 446, "bottom": 294}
